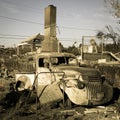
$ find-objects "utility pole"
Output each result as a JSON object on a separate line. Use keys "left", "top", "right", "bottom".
{"left": 58, "top": 40, "right": 60, "bottom": 53}
{"left": 81, "top": 36, "right": 84, "bottom": 61}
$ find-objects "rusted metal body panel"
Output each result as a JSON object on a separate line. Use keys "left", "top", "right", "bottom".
{"left": 15, "top": 72, "right": 35, "bottom": 91}
{"left": 37, "top": 83, "right": 63, "bottom": 105}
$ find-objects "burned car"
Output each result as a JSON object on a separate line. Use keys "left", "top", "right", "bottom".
{"left": 15, "top": 52, "right": 113, "bottom": 106}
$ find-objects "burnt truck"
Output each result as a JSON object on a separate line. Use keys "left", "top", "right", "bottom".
{"left": 15, "top": 52, "right": 113, "bottom": 106}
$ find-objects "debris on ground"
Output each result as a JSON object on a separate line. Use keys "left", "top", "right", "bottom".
{"left": 0, "top": 78, "right": 120, "bottom": 120}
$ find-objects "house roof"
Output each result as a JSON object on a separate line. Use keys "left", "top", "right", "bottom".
{"left": 21, "top": 33, "right": 44, "bottom": 44}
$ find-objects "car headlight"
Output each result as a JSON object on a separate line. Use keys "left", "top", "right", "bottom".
{"left": 77, "top": 81, "right": 85, "bottom": 89}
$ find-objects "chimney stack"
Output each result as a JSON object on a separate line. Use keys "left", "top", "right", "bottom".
{"left": 42, "top": 5, "right": 58, "bottom": 52}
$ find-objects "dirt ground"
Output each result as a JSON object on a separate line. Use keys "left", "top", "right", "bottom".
{"left": 0, "top": 78, "right": 120, "bottom": 120}
{"left": 1, "top": 102, "right": 120, "bottom": 120}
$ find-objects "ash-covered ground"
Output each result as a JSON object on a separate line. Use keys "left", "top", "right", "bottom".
{"left": 0, "top": 78, "right": 120, "bottom": 120}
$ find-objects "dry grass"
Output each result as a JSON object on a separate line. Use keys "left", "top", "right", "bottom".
{"left": 0, "top": 78, "right": 13, "bottom": 99}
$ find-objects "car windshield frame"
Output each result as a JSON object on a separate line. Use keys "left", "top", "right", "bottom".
{"left": 50, "top": 56, "right": 79, "bottom": 66}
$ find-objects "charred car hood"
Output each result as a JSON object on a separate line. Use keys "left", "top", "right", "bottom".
{"left": 52, "top": 66, "right": 101, "bottom": 77}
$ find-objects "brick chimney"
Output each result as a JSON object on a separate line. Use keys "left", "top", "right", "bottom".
{"left": 42, "top": 5, "right": 58, "bottom": 52}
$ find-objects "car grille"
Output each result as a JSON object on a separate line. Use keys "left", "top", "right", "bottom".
{"left": 86, "top": 82, "right": 102, "bottom": 101}
{"left": 88, "top": 76, "right": 101, "bottom": 82}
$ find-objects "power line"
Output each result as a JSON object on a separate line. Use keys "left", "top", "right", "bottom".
{"left": 59, "top": 40, "right": 79, "bottom": 43}
{"left": 0, "top": 33, "right": 97, "bottom": 42}
{"left": 0, "top": 15, "right": 44, "bottom": 25}
{"left": 0, "top": 33, "right": 29, "bottom": 37}
{"left": 3, "top": 0, "right": 43, "bottom": 13}
{"left": 0, "top": 15, "right": 98, "bottom": 31}
{"left": 0, "top": 36, "right": 79, "bottom": 41}
{"left": 0, "top": 35, "right": 81, "bottom": 43}
{"left": 0, "top": 1, "right": 103, "bottom": 33}
{"left": 0, "top": 36, "right": 26, "bottom": 39}
{"left": 58, "top": 38, "right": 80, "bottom": 40}
{"left": 59, "top": 26, "right": 97, "bottom": 31}
{"left": 0, "top": 1, "right": 99, "bottom": 31}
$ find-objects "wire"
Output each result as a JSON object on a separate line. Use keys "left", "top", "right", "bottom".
{"left": 0, "top": 33, "right": 81, "bottom": 40}
{"left": 59, "top": 26, "right": 97, "bottom": 31}
{"left": 2, "top": 0, "right": 43, "bottom": 13}
{"left": 0, "top": 33, "right": 29, "bottom": 37}
{"left": 0, "top": 36, "right": 26, "bottom": 39}
{"left": 0, "top": 15, "right": 44, "bottom": 25}
{"left": 0, "top": 0, "right": 104, "bottom": 33}
{"left": 0, "top": 15, "right": 98, "bottom": 31}
{"left": 0, "top": 36, "right": 78, "bottom": 41}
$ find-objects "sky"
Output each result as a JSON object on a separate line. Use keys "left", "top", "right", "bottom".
{"left": 0, "top": 0, "right": 119, "bottom": 47}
